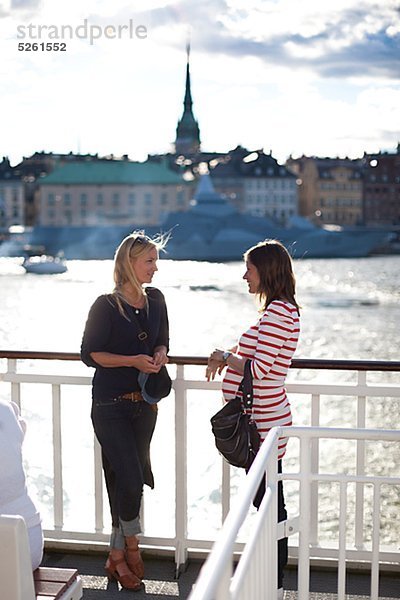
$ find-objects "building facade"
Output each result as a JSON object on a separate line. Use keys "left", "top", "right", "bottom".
{"left": 287, "top": 156, "right": 364, "bottom": 226}
{"left": 0, "top": 157, "right": 25, "bottom": 229}
{"left": 363, "top": 146, "right": 400, "bottom": 225}
{"left": 211, "top": 146, "right": 298, "bottom": 225}
{"left": 38, "top": 160, "right": 190, "bottom": 227}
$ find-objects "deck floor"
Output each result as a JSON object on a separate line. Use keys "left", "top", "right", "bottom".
{"left": 42, "top": 550, "right": 400, "bottom": 599}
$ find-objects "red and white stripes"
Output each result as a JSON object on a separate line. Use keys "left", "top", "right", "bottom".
{"left": 222, "top": 300, "right": 300, "bottom": 459}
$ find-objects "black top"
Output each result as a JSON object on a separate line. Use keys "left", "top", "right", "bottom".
{"left": 80, "top": 287, "right": 169, "bottom": 401}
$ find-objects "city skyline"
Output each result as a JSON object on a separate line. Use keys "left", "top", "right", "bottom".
{"left": 1, "top": 0, "right": 399, "bottom": 166}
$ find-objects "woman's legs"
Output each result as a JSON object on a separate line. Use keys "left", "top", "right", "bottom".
{"left": 92, "top": 401, "right": 157, "bottom": 529}
{"left": 92, "top": 400, "right": 156, "bottom": 585}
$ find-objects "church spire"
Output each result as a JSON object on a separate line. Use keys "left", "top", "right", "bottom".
{"left": 183, "top": 41, "right": 193, "bottom": 109}
{"left": 174, "top": 42, "right": 201, "bottom": 156}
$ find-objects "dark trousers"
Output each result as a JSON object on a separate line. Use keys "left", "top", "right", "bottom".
{"left": 250, "top": 460, "right": 288, "bottom": 589}
{"left": 91, "top": 398, "right": 157, "bottom": 527}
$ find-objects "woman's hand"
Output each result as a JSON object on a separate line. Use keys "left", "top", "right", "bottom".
{"left": 206, "top": 359, "right": 221, "bottom": 381}
{"left": 206, "top": 348, "right": 228, "bottom": 381}
{"left": 153, "top": 346, "right": 169, "bottom": 367}
{"left": 210, "top": 349, "right": 225, "bottom": 363}
{"left": 133, "top": 354, "right": 161, "bottom": 373}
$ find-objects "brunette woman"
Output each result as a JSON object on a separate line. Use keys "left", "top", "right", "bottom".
{"left": 207, "top": 239, "right": 300, "bottom": 598}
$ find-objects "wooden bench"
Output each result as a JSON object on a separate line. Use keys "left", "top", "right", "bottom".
{"left": 0, "top": 515, "right": 82, "bottom": 600}
{"left": 34, "top": 567, "right": 82, "bottom": 600}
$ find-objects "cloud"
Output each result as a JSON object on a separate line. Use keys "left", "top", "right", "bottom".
{"left": 0, "top": 0, "right": 42, "bottom": 18}
{"left": 144, "top": 0, "right": 400, "bottom": 80}
{"left": 11, "top": 0, "right": 41, "bottom": 8}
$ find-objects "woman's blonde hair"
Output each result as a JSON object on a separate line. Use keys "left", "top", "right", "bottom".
{"left": 112, "top": 231, "right": 167, "bottom": 317}
{"left": 244, "top": 239, "right": 300, "bottom": 313}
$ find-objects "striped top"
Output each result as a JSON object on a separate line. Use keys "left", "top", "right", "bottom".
{"left": 222, "top": 300, "right": 300, "bottom": 459}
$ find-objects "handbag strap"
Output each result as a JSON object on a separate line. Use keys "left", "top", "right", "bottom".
{"left": 127, "top": 304, "right": 151, "bottom": 352}
{"left": 239, "top": 359, "right": 254, "bottom": 409}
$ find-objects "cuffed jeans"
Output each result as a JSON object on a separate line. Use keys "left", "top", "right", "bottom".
{"left": 91, "top": 397, "right": 157, "bottom": 548}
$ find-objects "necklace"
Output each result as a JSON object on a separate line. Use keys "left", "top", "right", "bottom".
{"left": 121, "top": 289, "right": 146, "bottom": 310}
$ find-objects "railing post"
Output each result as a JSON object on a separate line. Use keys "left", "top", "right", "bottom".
{"left": 310, "top": 393, "right": 320, "bottom": 546}
{"left": 355, "top": 371, "right": 367, "bottom": 549}
{"left": 298, "top": 433, "right": 311, "bottom": 600}
{"left": 8, "top": 359, "right": 21, "bottom": 410}
{"left": 93, "top": 436, "right": 104, "bottom": 533}
{"left": 175, "top": 364, "right": 188, "bottom": 576}
{"left": 370, "top": 483, "right": 381, "bottom": 600}
{"left": 216, "top": 562, "right": 231, "bottom": 600}
{"left": 338, "top": 481, "right": 347, "bottom": 599}
{"left": 266, "top": 446, "right": 278, "bottom": 600}
{"left": 52, "top": 384, "right": 63, "bottom": 531}
{"left": 221, "top": 458, "right": 231, "bottom": 522}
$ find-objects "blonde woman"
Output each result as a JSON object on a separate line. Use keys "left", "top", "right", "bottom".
{"left": 81, "top": 232, "right": 169, "bottom": 591}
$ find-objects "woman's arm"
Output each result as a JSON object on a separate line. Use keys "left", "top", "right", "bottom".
{"left": 206, "top": 350, "right": 245, "bottom": 381}
{"left": 90, "top": 351, "right": 161, "bottom": 372}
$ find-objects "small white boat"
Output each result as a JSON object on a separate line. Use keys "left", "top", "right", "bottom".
{"left": 22, "top": 253, "right": 67, "bottom": 274}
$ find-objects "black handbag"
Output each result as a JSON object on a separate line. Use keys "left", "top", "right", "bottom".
{"left": 210, "top": 360, "right": 260, "bottom": 469}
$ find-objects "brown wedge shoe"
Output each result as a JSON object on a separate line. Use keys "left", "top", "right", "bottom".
{"left": 125, "top": 535, "right": 145, "bottom": 580}
{"left": 105, "top": 553, "right": 142, "bottom": 591}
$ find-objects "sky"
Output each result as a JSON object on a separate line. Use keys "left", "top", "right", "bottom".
{"left": 1, "top": 0, "right": 400, "bottom": 166}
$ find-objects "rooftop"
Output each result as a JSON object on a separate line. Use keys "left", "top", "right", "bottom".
{"left": 40, "top": 161, "right": 186, "bottom": 186}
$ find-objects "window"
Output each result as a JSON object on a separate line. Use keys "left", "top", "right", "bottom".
{"left": 64, "top": 193, "right": 71, "bottom": 205}
{"left": 48, "top": 193, "right": 55, "bottom": 206}
{"left": 161, "top": 192, "right": 168, "bottom": 205}
{"left": 80, "top": 193, "right": 87, "bottom": 206}
{"left": 128, "top": 193, "right": 135, "bottom": 206}
{"left": 176, "top": 190, "right": 185, "bottom": 206}
{"left": 145, "top": 193, "right": 152, "bottom": 206}
{"left": 97, "top": 193, "right": 104, "bottom": 205}
{"left": 112, "top": 193, "right": 120, "bottom": 206}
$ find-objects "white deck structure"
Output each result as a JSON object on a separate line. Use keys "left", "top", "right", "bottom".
{"left": 0, "top": 352, "right": 399, "bottom": 599}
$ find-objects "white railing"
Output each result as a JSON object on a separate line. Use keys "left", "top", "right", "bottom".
{"left": 189, "top": 426, "right": 400, "bottom": 600}
{"left": 0, "top": 352, "right": 399, "bottom": 577}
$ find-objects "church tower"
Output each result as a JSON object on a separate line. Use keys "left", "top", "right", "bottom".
{"left": 174, "top": 43, "right": 201, "bottom": 156}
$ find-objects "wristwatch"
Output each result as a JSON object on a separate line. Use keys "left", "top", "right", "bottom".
{"left": 222, "top": 351, "right": 232, "bottom": 362}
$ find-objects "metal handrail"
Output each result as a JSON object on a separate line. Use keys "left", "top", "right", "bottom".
{"left": 190, "top": 426, "right": 400, "bottom": 600}
{"left": 1, "top": 350, "right": 400, "bottom": 371}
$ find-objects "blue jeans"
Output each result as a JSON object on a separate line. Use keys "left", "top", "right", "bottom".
{"left": 91, "top": 397, "right": 157, "bottom": 534}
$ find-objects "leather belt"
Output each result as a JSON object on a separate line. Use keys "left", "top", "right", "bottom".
{"left": 119, "top": 391, "right": 143, "bottom": 402}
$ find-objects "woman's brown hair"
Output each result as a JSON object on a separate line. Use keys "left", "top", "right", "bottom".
{"left": 244, "top": 239, "right": 300, "bottom": 313}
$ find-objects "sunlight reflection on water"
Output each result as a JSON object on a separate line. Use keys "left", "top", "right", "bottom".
{"left": 1, "top": 255, "right": 399, "bottom": 543}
